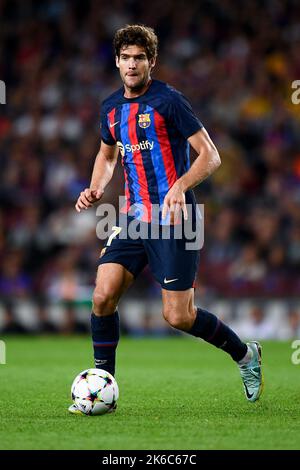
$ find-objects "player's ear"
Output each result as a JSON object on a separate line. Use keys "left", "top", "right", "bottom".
{"left": 116, "top": 56, "right": 120, "bottom": 68}
{"left": 149, "top": 56, "right": 156, "bottom": 70}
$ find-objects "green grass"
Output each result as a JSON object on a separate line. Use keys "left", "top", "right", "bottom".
{"left": 0, "top": 336, "right": 299, "bottom": 450}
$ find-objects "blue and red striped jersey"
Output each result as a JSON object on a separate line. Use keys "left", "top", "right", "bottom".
{"left": 100, "top": 79, "right": 203, "bottom": 223}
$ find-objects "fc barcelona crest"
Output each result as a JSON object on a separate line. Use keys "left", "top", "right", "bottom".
{"left": 138, "top": 113, "right": 151, "bottom": 128}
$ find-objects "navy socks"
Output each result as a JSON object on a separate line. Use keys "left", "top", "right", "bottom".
{"left": 189, "top": 308, "right": 247, "bottom": 362}
{"left": 91, "top": 311, "right": 120, "bottom": 376}
{"left": 91, "top": 307, "right": 246, "bottom": 375}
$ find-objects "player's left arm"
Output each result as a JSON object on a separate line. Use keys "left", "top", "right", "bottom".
{"left": 162, "top": 127, "right": 221, "bottom": 221}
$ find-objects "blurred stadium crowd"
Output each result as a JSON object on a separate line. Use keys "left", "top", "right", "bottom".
{"left": 0, "top": 0, "right": 299, "bottom": 335}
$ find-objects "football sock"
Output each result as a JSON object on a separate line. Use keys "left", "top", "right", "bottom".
{"left": 189, "top": 308, "right": 247, "bottom": 362}
{"left": 91, "top": 311, "right": 119, "bottom": 376}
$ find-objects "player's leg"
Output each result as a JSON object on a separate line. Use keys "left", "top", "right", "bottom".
{"left": 92, "top": 217, "right": 148, "bottom": 376}
{"left": 145, "top": 228, "right": 263, "bottom": 402}
{"left": 91, "top": 263, "right": 134, "bottom": 377}
{"left": 69, "top": 262, "right": 133, "bottom": 415}
{"left": 161, "top": 288, "right": 263, "bottom": 402}
{"left": 161, "top": 288, "right": 248, "bottom": 360}
{"left": 69, "top": 216, "right": 148, "bottom": 415}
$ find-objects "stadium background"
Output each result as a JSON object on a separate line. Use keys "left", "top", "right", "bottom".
{"left": 0, "top": 0, "right": 300, "bottom": 339}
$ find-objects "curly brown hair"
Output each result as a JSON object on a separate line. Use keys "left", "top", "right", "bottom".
{"left": 113, "top": 24, "right": 158, "bottom": 60}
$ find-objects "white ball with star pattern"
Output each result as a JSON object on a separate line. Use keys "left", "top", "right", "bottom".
{"left": 71, "top": 368, "right": 119, "bottom": 415}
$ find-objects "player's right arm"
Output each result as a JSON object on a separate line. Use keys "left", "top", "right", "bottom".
{"left": 75, "top": 141, "right": 118, "bottom": 213}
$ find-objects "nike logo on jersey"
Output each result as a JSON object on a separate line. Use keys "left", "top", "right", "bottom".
{"left": 164, "top": 277, "right": 179, "bottom": 284}
{"left": 110, "top": 121, "right": 119, "bottom": 128}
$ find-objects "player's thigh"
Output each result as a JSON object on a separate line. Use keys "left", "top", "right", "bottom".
{"left": 94, "top": 263, "right": 134, "bottom": 302}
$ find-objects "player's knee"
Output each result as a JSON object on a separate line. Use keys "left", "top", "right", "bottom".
{"left": 92, "top": 290, "right": 118, "bottom": 316}
{"left": 162, "top": 307, "right": 187, "bottom": 331}
{"left": 163, "top": 304, "right": 196, "bottom": 331}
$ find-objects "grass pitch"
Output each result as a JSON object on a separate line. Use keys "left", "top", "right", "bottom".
{"left": 0, "top": 336, "right": 299, "bottom": 450}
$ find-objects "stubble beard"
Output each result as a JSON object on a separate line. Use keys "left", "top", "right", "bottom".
{"left": 123, "top": 72, "right": 150, "bottom": 93}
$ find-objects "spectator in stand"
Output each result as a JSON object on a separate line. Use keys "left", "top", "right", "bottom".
{"left": 236, "top": 305, "right": 276, "bottom": 341}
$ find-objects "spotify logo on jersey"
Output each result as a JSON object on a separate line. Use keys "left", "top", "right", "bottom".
{"left": 117, "top": 140, "right": 154, "bottom": 156}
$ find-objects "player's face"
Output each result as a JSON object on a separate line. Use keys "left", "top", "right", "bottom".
{"left": 116, "top": 45, "right": 155, "bottom": 94}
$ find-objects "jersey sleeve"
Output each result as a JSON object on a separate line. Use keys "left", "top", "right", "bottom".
{"left": 100, "top": 104, "right": 116, "bottom": 145}
{"left": 171, "top": 92, "right": 203, "bottom": 139}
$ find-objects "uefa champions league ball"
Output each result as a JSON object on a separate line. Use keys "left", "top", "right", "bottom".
{"left": 71, "top": 368, "right": 119, "bottom": 416}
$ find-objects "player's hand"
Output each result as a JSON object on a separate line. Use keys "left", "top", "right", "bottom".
{"left": 75, "top": 188, "right": 104, "bottom": 213}
{"left": 162, "top": 182, "right": 188, "bottom": 224}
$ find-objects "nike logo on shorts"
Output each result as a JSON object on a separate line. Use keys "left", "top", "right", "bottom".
{"left": 109, "top": 121, "right": 119, "bottom": 128}
{"left": 164, "top": 278, "right": 179, "bottom": 284}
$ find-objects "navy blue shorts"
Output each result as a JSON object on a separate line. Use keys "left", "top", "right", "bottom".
{"left": 98, "top": 215, "right": 200, "bottom": 291}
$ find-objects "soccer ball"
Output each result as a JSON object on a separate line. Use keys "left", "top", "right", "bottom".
{"left": 71, "top": 368, "right": 119, "bottom": 416}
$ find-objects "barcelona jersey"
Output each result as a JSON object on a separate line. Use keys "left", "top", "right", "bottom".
{"left": 100, "top": 79, "right": 203, "bottom": 223}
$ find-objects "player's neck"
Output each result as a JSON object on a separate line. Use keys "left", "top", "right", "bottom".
{"left": 123, "top": 78, "right": 152, "bottom": 99}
